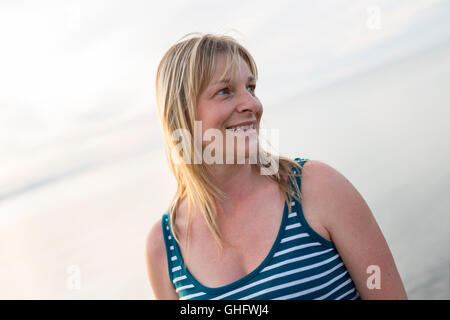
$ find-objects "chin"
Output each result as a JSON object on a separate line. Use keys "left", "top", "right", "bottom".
{"left": 228, "top": 139, "right": 260, "bottom": 165}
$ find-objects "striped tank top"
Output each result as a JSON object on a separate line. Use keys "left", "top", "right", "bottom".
{"left": 161, "top": 158, "right": 361, "bottom": 300}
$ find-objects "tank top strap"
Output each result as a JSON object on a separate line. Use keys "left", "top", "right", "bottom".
{"left": 290, "top": 157, "right": 309, "bottom": 192}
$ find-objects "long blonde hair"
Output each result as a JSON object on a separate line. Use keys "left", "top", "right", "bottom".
{"left": 155, "top": 32, "right": 304, "bottom": 250}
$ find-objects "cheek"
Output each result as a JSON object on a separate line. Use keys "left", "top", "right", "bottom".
{"left": 198, "top": 109, "right": 230, "bottom": 139}
{"left": 210, "top": 107, "right": 232, "bottom": 127}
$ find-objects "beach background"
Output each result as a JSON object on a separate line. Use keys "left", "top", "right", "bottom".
{"left": 0, "top": 0, "right": 449, "bottom": 299}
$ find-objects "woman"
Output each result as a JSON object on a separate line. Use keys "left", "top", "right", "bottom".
{"left": 145, "top": 32, "right": 407, "bottom": 300}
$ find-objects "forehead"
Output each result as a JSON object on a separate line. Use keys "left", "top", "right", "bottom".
{"left": 210, "top": 53, "right": 253, "bottom": 85}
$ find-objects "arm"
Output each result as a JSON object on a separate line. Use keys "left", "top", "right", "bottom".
{"left": 303, "top": 160, "right": 407, "bottom": 299}
{"left": 145, "top": 218, "right": 179, "bottom": 300}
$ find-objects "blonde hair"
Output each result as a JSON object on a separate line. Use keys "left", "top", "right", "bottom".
{"left": 155, "top": 32, "right": 304, "bottom": 251}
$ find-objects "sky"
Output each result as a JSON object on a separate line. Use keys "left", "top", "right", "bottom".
{"left": 0, "top": 0, "right": 449, "bottom": 300}
{"left": 0, "top": 0, "right": 449, "bottom": 196}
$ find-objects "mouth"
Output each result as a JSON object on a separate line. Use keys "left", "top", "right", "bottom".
{"left": 225, "top": 121, "right": 256, "bottom": 133}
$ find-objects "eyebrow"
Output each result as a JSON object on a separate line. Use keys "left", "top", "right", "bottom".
{"left": 212, "top": 76, "right": 256, "bottom": 86}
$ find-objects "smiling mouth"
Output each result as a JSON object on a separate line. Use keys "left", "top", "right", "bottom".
{"left": 225, "top": 123, "right": 256, "bottom": 132}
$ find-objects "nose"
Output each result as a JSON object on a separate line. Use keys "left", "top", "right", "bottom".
{"left": 235, "top": 88, "right": 262, "bottom": 114}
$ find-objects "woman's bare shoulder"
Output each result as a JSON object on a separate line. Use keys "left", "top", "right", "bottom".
{"left": 300, "top": 158, "right": 368, "bottom": 219}
{"left": 146, "top": 218, "right": 165, "bottom": 262}
{"left": 145, "top": 217, "right": 178, "bottom": 299}
{"left": 300, "top": 159, "right": 353, "bottom": 202}
{"left": 300, "top": 158, "right": 361, "bottom": 230}
{"left": 301, "top": 159, "right": 340, "bottom": 182}
{"left": 298, "top": 159, "right": 334, "bottom": 242}
{"left": 301, "top": 159, "right": 407, "bottom": 299}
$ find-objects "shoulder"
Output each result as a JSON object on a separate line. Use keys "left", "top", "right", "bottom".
{"left": 300, "top": 159, "right": 347, "bottom": 185}
{"left": 145, "top": 216, "right": 178, "bottom": 299}
{"left": 300, "top": 159, "right": 358, "bottom": 213}
{"left": 145, "top": 217, "right": 165, "bottom": 264}
{"left": 297, "top": 158, "right": 370, "bottom": 243}
{"left": 300, "top": 159, "right": 371, "bottom": 234}
{"left": 145, "top": 217, "right": 167, "bottom": 287}
{"left": 296, "top": 159, "right": 349, "bottom": 242}
{"left": 301, "top": 159, "right": 408, "bottom": 299}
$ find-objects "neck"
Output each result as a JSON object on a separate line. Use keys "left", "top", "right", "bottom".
{"left": 205, "top": 163, "right": 266, "bottom": 215}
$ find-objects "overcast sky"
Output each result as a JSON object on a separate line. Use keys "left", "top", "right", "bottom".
{"left": 0, "top": 0, "right": 449, "bottom": 156}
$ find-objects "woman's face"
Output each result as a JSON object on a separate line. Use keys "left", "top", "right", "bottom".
{"left": 196, "top": 54, "right": 263, "bottom": 164}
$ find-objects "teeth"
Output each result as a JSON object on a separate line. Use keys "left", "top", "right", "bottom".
{"left": 226, "top": 123, "right": 254, "bottom": 132}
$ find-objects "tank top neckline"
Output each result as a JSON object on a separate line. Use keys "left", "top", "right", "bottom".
{"left": 166, "top": 196, "right": 289, "bottom": 295}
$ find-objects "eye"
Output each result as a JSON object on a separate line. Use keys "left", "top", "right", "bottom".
{"left": 216, "top": 84, "right": 256, "bottom": 96}
{"left": 217, "top": 87, "right": 230, "bottom": 95}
